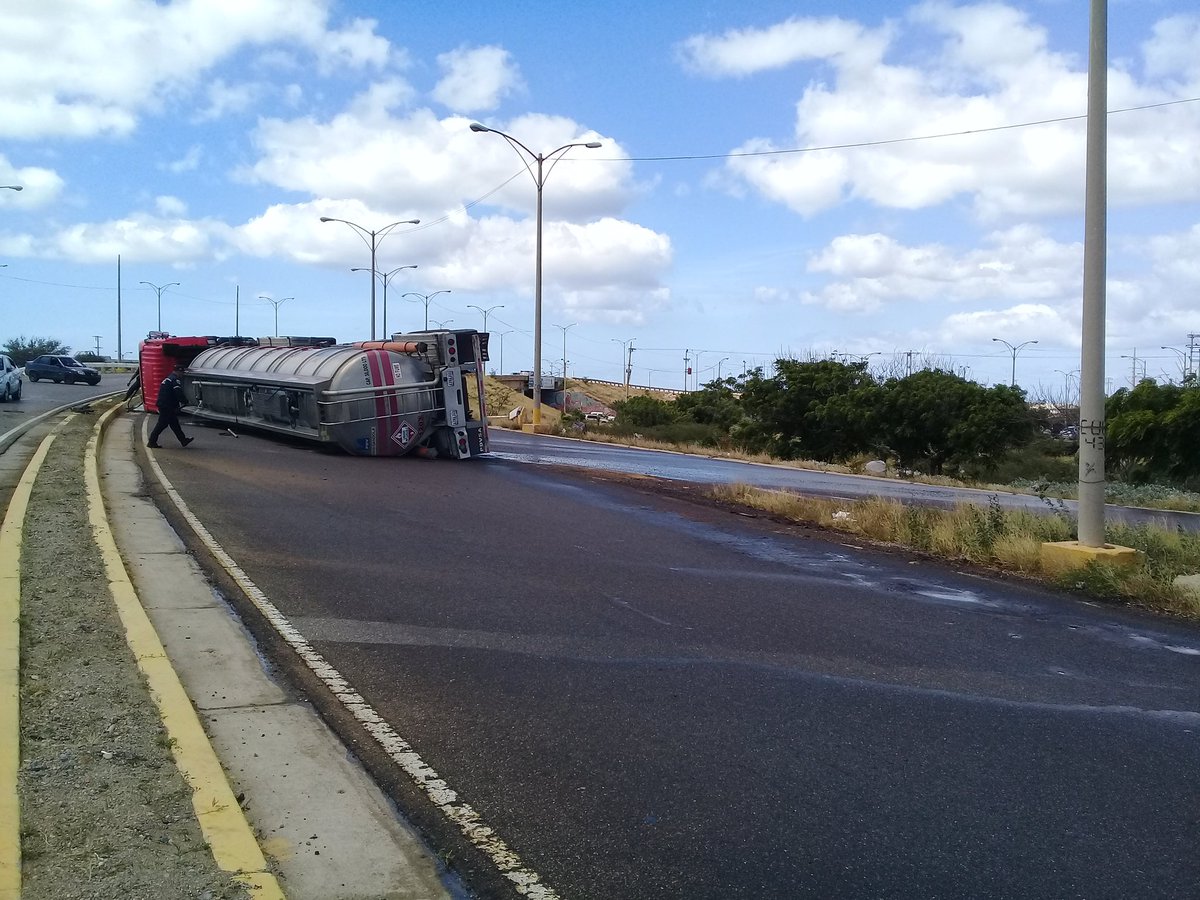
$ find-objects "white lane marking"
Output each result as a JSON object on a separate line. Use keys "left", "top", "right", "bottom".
{"left": 141, "top": 428, "right": 561, "bottom": 900}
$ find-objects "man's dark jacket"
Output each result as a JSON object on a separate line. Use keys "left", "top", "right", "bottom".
{"left": 156, "top": 372, "right": 186, "bottom": 412}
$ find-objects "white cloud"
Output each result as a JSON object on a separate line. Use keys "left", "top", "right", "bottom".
{"left": 802, "top": 227, "right": 1080, "bottom": 314}
{"left": 0, "top": 156, "right": 64, "bottom": 206}
{"left": 432, "top": 45, "right": 523, "bottom": 113}
{"left": 193, "top": 78, "right": 262, "bottom": 121}
{"left": 48, "top": 213, "right": 233, "bottom": 265}
{"left": 939, "top": 303, "right": 1073, "bottom": 347}
{"left": 162, "top": 146, "right": 203, "bottom": 174}
{"left": 0, "top": 0, "right": 394, "bottom": 140}
{"left": 675, "top": 16, "right": 888, "bottom": 78}
{"left": 689, "top": 5, "right": 1200, "bottom": 221}
{"left": 232, "top": 202, "right": 673, "bottom": 323}
{"left": 154, "top": 195, "right": 188, "bottom": 217}
{"left": 244, "top": 104, "right": 630, "bottom": 220}
{"left": 1142, "top": 14, "right": 1200, "bottom": 83}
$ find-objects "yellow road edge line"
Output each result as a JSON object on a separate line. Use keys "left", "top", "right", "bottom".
{"left": 85, "top": 404, "right": 284, "bottom": 899}
{"left": 0, "top": 415, "right": 77, "bottom": 900}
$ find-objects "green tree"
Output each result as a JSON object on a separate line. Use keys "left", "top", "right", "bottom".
{"left": 879, "top": 370, "right": 1036, "bottom": 475}
{"left": 1106, "top": 379, "right": 1200, "bottom": 483}
{"left": 2, "top": 336, "right": 71, "bottom": 365}
{"left": 613, "top": 395, "right": 678, "bottom": 428}
{"left": 673, "top": 378, "right": 743, "bottom": 431}
{"left": 736, "top": 359, "right": 881, "bottom": 460}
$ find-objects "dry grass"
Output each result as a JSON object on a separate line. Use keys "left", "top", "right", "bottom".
{"left": 708, "top": 482, "right": 1200, "bottom": 618}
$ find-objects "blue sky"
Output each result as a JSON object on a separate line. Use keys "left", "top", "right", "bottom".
{"left": 2, "top": 0, "right": 1199, "bottom": 397}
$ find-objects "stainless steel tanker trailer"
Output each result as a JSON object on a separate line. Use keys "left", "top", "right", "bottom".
{"left": 139, "top": 330, "right": 489, "bottom": 458}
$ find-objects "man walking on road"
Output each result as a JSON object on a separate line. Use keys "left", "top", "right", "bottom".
{"left": 148, "top": 362, "right": 194, "bottom": 448}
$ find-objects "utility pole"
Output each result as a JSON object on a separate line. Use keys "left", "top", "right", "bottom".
{"left": 906, "top": 350, "right": 914, "bottom": 377}
{"left": 625, "top": 342, "right": 635, "bottom": 398}
{"left": 93, "top": 336, "right": 101, "bottom": 357}
{"left": 683, "top": 350, "right": 690, "bottom": 391}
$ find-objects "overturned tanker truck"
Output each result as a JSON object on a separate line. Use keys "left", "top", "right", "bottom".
{"left": 139, "top": 330, "right": 490, "bottom": 458}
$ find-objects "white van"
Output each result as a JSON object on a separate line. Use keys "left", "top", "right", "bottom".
{"left": 0, "top": 355, "right": 22, "bottom": 402}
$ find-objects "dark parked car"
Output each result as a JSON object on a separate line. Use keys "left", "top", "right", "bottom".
{"left": 25, "top": 354, "right": 102, "bottom": 385}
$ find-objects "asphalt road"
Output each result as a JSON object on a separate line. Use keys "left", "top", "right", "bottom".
{"left": 148, "top": 419, "right": 1200, "bottom": 900}
{"left": 489, "top": 429, "right": 1200, "bottom": 531}
{"left": 0, "top": 377, "right": 122, "bottom": 456}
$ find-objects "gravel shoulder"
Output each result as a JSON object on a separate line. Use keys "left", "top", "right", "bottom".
{"left": 15, "top": 410, "right": 249, "bottom": 899}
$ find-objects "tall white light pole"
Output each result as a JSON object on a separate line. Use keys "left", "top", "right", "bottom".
{"left": 258, "top": 295, "right": 293, "bottom": 337}
{"left": 1076, "top": 0, "right": 1109, "bottom": 548}
{"left": 140, "top": 281, "right": 180, "bottom": 331}
{"left": 991, "top": 337, "right": 1038, "bottom": 387}
{"left": 354, "top": 266, "right": 417, "bottom": 337}
{"left": 320, "top": 216, "right": 420, "bottom": 340}
{"left": 401, "top": 290, "right": 452, "bottom": 330}
{"left": 467, "top": 303, "right": 505, "bottom": 334}
{"left": 554, "top": 322, "right": 577, "bottom": 411}
{"left": 497, "top": 330, "right": 514, "bottom": 374}
{"left": 470, "top": 123, "right": 602, "bottom": 425}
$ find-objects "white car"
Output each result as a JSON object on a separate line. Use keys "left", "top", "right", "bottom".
{"left": 0, "top": 354, "right": 22, "bottom": 402}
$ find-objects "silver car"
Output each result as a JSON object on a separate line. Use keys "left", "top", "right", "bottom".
{"left": 0, "top": 354, "right": 21, "bottom": 402}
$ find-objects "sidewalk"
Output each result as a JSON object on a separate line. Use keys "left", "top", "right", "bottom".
{"left": 101, "top": 413, "right": 460, "bottom": 900}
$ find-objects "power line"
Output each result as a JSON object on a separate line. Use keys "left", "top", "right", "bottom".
{"left": 609, "top": 96, "right": 1200, "bottom": 163}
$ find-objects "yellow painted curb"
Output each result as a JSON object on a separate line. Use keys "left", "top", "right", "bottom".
{"left": 85, "top": 405, "right": 285, "bottom": 898}
{"left": 1040, "top": 540, "right": 1142, "bottom": 577}
{"left": 0, "top": 423, "right": 68, "bottom": 900}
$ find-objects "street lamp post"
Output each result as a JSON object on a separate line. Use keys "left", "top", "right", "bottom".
{"left": 353, "top": 266, "right": 417, "bottom": 338}
{"left": 401, "top": 290, "right": 452, "bottom": 330}
{"left": 497, "top": 330, "right": 514, "bottom": 374}
{"left": 140, "top": 281, "right": 180, "bottom": 331}
{"left": 1160, "top": 346, "right": 1191, "bottom": 383}
{"left": 470, "top": 122, "right": 602, "bottom": 425}
{"left": 467, "top": 304, "right": 504, "bottom": 333}
{"left": 431, "top": 318, "right": 453, "bottom": 329}
{"left": 257, "top": 295, "right": 293, "bottom": 337}
{"left": 554, "top": 323, "right": 577, "bottom": 411}
{"left": 0, "top": 185, "right": 21, "bottom": 191}
{"left": 991, "top": 337, "right": 1038, "bottom": 387}
{"left": 716, "top": 357, "right": 730, "bottom": 381}
{"left": 612, "top": 338, "right": 634, "bottom": 394}
{"left": 319, "top": 216, "right": 420, "bottom": 340}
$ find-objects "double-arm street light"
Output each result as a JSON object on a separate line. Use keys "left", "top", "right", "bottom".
{"left": 470, "top": 122, "right": 602, "bottom": 424}
{"left": 257, "top": 295, "right": 293, "bottom": 337}
{"left": 467, "top": 303, "right": 505, "bottom": 333}
{"left": 352, "top": 265, "right": 418, "bottom": 337}
{"left": 992, "top": 337, "right": 1038, "bottom": 387}
{"left": 140, "top": 281, "right": 180, "bottom": 331}
{"left": 320, "top": 215, "right": 420, "bottom": 340}
{"left": 402, "top": 290, "right": 452, "bottom": 330}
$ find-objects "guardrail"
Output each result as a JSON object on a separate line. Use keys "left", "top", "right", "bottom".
{"left": 91, "top": 362, "right": 138, "bottom": 375}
